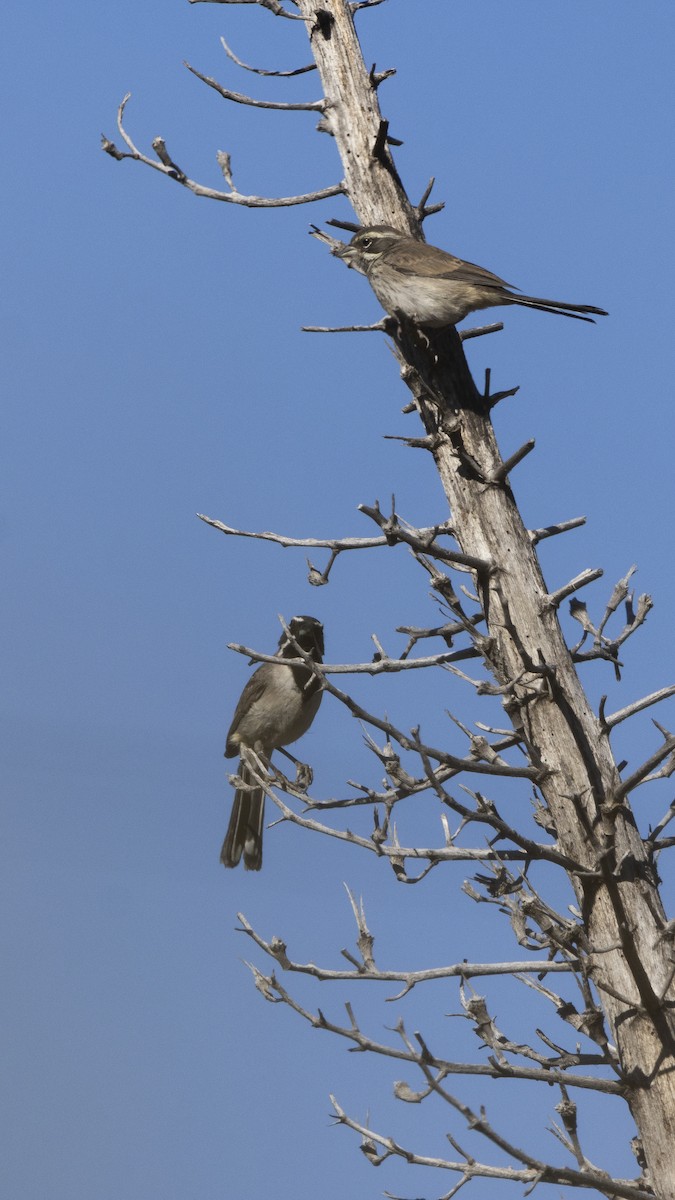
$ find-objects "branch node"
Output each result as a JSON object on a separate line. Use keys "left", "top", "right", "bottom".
{"left": 489, "top": 440, "right": 535, "bottom": 485}
{"left": 529, "top": 517, "right": 586, "bottom": 545}
{"left": 151, "top": 137, "right": 187, "bottom": 182}
{"left": 543, "top": 569, "right": 604, "bottom": 611}
{"left": 369, "top": 62, "right": 396, "bottom": 89}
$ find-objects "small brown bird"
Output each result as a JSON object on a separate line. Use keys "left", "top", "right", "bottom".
{"left": 221, "top": 616, "right": 324, "bottom": 871}
{"left": 335, "top": 225, "right": 607, "bottom": 327}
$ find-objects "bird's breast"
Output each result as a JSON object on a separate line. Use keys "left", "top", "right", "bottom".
{"left": 368, "top": 264, "right": 489, "bottom": 327}
{"left": 232, "top": 665, "right": 322, "bottom": 754}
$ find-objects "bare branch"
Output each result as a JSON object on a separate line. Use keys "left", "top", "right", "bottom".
{"left": 100, "top": 135, "right": 125, "bottom": 161}
{"left": 553, "top": 1084, "right": 598, "bottom": 1175}
{"left": 646, "top": 802, "right": 675, "bottom": 846}
{"left": 232, "top": 641, "right": 541, "bottom": 783}
{"left": 351, "top": 0, "right": 389, "bottom": 11}
{"left": 598, "top": 566, "right": 637, "bottom": 637}
{"left": 220, "top": 35, "right": 316, "bottom": 77}
{"left": 236, "top": 911, "right": 577, "bottom": 991}
{"left": 246, "top": 966, "right": 625, "bottom": 1097}
{"left": 358, "top": 500, "right": 489, "bottom": 572}
{"left": 368, "top": 63, "right": 397, "bottom": 91}
{"left": 602, "top": 686, "right": 675, "bottom": 732}
{"left": 490, "top": 438, "right": 535, "bottom": 485}
{"left": 302, "top": 320, "right": 387, "bottom": 332}
{"left": 238, "top": 755, "right": 568, "bottom": 874}
{"left": 543, "top": 568, "right": 604, "bottom": 610}
{"left": 227, "top": 640, "right": 478, "bottom": 676}
{"left": 614, "top": 593, "right": 653, "bottom": 647}
{"left": 150, "top": 137, "right": 187, "bottom": 181}
{"left": 396, "top": 614, "right": 484, "bottom": 657}
{"left": 614, "top": 732, "right": 675, "bottom": 801}
{"left": 459, "top": 321, "right": 503, "bottom": 341}
{"left": 329, "top": 1097, "right": 647, "bottom": 1196}
{"left": 184, "top": 61, "right": 326, "bottom": 110}
{"left": 188, "top": 0, "right": 309, "bottom": 18}
{"left": 198, "top": 511, "right": 454, "bottom": 556}
{"left": 198, "top": 505, "right": 493, "bottom": 586}
{"left": 409, "top": 175, "right": 444, "bottom": 222}
{"left": 408, "top": 1039, "right": 630, "bottom": 1190}
{"left": 103, "top": 94, "right": 344, "bottom": 208}
{"left": 310, "top": 223, "right": 355, "bottom": 256}
{"left": 530, "top": 516, "right": 586, "bottom": 544}
{"left": 230, "top": 734, "right": 593, "bottom": 885}
{"left": 458, "top": 983, "right": 607, "bottom": 1075}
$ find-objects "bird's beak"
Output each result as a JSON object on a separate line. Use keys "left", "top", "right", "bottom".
{"left": 334, "top": 241, "right": 367, "bottom": 274}
{"left": 333, "top": 241, "right": 354, "bottom": 261}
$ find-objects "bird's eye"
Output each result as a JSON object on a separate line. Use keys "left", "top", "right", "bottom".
{"left": 361, "top": 237, "right": 373, "bottom": 249}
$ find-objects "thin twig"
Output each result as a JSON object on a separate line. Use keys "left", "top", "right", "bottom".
{"left": 302, "top": 321, "right": 387, "bottom": 333}
{"left": 185, "top": 61, "right": 326, "bottom": 111}
{"left": 603, "top": 686, "right": 675, "bottom": 731}
{"left": 188, "top": 0, "right": 309, "bottom": 18}
{"left": 220, "top": 35, "right": 316, "bottom": 77}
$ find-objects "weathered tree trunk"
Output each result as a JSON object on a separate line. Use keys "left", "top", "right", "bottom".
{"left": 297, "top": 1, "right": 675, "bottom": 1192}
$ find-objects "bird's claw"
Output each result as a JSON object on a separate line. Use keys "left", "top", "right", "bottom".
{"left": 295, "top": 762, "right": 314, "bottom": 792}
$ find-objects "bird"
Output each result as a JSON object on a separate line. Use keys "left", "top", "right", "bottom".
{"left": 334, "top": 225, "right": 608, "bottom": 327}
{"left": 220, "top": 615, "right": 324, "bottom": 871}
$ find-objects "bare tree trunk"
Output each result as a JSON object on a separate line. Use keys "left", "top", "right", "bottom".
{"left": 297, "top": 0, "right": 675, "bottom": 1192}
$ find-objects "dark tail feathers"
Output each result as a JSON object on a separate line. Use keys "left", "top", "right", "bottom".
{"left": 220, "top": 760, "right": 265, "bottom": 871}
{"left": 512, "top": 294, "right": 608, "bottom": 324}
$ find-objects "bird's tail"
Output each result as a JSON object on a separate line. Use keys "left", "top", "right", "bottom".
{"left": 220, "top": 759, "right": 265, "bottom": 871}
{"left": 512, "top": 294, "right": 608, "bottom": 324}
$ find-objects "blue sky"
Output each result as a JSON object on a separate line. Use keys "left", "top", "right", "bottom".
{"left": 3, "top": 2, "right": 675, "bottom": 1197}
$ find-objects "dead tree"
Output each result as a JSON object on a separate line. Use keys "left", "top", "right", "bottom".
{"left": 104, "top": 2, "right": 675, "bottom": 1196}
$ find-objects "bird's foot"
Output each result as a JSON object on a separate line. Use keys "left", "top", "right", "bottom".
{"left": 294, "top": 761, "right": 314, "bottom": 792}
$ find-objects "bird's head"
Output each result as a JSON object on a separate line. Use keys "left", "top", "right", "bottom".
{"left": 334, "top": 225, "right": 406, "bottom": 271}
{"left": 278, "top": 615, "right": 324, "bottom": 661}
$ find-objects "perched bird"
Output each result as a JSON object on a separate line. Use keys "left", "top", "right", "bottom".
{"left": 221, "top": 615, "right": 324, "bottom": 871}
{"left": 335, "top": 225, "right": 607, "bottom": 327}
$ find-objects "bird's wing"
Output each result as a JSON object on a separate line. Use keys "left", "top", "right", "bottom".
{"left": 225, "top": 665, "right": 270, "bottom": 757}
{"left": 385, "top": 241, "right": 512, "bottom": 289}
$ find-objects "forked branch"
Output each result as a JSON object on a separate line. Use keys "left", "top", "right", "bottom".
{"left": 102, "top": 94, "right": 344, "bottom": 207}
